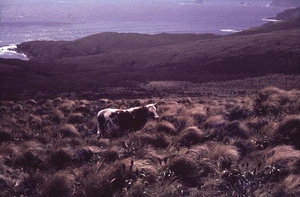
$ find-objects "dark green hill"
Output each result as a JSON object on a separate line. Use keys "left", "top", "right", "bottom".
{"left": 17, "top": 33, "right": 217, "bottom": 63}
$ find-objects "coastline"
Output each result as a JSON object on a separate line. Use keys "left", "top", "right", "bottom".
{"left": 0, "top": 44, "right": 29, "bottom": 61}
{"left": 0, "top": 3, "right": 288, "bottom": 60}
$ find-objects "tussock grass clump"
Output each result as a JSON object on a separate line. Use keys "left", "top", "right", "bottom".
{"left": 177, "top": 97, "right": 193, "bottom": 105}
{"left": 0, "top": 174, "right": 14, "bottom": 196}
{"left": 28, "top": 115, "right": 42, "bottom": 130}
{"left": 278, "top": 115, "right": 300, "bottom": 149}
{"left": 72, "top": 104, "right": 90, "bottom": 113}
{"left": 138, "top": 133, "right": 170, "bottom": 149}
{"left": 102, "top": 148, "right": 120, "bottom": 163}
{"left": 58, "top": 100, "right": 76, "bottom": 114}
{"left": 67, "top": 112, "right": 85, "bottom": 124}
{"left": 14, "top": 151, "right": 45, "bottom": 171}
{"left": 224, "top": 121, "right": 250, "bottom": 139}
{"left": 84, "top": 161, "right": 138, "bottom": 197}
{"left": 176, "top": 126, "right": 206, "bottom": 148}
{"left": 0, "top": 143, "right": 21, "bottom": 166}
{"left": 209, "top": 143, "right": 240, "bottom": 170}
{"left": 203, "top": 115, "right": 226, "bottom": 129}
{"left": 255, "top": 87, "right": 300, "bottom": 116}
{"left": 279, "top": 174, "right": 300, "bottom": 196}
{"left": 189, "top": 105, "right": 207, "bottom": 126}
{"left": 73, "top": 148, "right": 93, "bottom": 164}
{"left": 265, "top": 145, "right": 300, "bottom": 173}
{"left": 0, "top": 105, "right": 9, "bottom": 114}
{"left": 58, "top": 124, "right": 80, "bottom": 138}
{"left": 13, "top": 104, "right": 23, "bottom": 112}
{"left": 227, "top": 105, "right": 253, "bottom": 121}
{"left": 167, "top": 156, "right": 201, "bottom": 187}
{"left": 155, "top": 121, "right": 177, "bottom": 135}
{"left": 53, "top": 97, "right": 63, "bottom": 105}
{"left": 160, "top": 115, "right": 191, "bottom": 133}
{"left": 51, "top": 109, "right": 65, "bottom": 123}
{"left": 43, "top": 173, "right": 75, "bottom": 197}
{"left": 48, "top": 149, "right": 73, "bottom": 169}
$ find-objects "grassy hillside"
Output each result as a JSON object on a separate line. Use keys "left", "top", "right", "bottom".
{"left": 0, "top": 87, "right": 299, "bottom": 196}
{"left": 0, "top": 16, "right": 298, "bottom": 100}
{"left": 17, "top": 33, "right": 218, "bottom": 63}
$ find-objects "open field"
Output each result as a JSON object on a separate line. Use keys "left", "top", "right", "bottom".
{"left": 1, "top": 86, "right": 300, "bottom": 196}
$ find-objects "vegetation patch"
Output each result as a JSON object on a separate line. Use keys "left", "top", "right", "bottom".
{"left": 0, "top": 87, "right": 299, "bottom": 196}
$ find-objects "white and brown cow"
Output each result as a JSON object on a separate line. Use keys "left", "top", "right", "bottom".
{"left": 97, "top": 103, "right": 159, "bottom": 138}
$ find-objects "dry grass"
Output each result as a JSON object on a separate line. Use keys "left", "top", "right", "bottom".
{"left": 0, "top": 87, "right": 300, "bottom": 196}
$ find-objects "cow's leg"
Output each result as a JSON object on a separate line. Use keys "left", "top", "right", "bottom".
{"left": 97, "top": 115, "right": 107, "bottom": 139}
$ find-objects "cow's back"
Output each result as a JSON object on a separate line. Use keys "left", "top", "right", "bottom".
{"left": 118, "top": 107, "right": 148, "bottom": 132}
{"left": 97, "top": 108, "right": 123, "bottom": 138}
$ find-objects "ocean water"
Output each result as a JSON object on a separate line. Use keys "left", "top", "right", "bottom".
{"left": 0, "top": 1, "right": 286, "bottom": 59}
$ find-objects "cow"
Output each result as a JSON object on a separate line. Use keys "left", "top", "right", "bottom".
{"left": 97, "top": 103, "right": 159, "bottom": 138}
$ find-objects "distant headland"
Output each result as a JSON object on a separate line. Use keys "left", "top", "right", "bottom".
{"left": 270, "top": 0, "right": 299, "bottom": 7}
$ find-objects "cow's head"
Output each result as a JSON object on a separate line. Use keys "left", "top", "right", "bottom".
{"left": 145, "top": 103, "right": 159, "bottom": 119}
